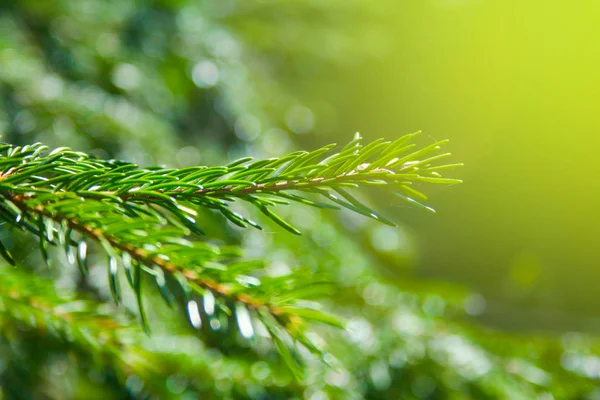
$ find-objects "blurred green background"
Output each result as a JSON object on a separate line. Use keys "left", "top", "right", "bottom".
{"left": 3, "top": 0, "right": 600, "bottom": 330}
{"left": 2, "top": 0, "right": 600, "bottom": 398}
{"left": 350, "top": 0, "right": 600, "bottom": 331}
{"left": 223, "top": 0, "right": 600, "bottom": 332}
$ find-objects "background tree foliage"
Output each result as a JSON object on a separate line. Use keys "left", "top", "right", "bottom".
{"left": 0, "top": 1, "right": 599, "bottom": 399}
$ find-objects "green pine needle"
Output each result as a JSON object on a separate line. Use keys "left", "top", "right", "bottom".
{"left": 0, "top": 134, "right": 461, "bottom": 376}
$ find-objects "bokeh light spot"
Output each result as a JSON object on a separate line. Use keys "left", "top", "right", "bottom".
{"left": 234, "top": 114, "right": 261, "bottom": 142}
{"left": 112, "top": 63, "right": 141, "bottom": 90}
{"left": 285, "top": 105, "right": 315, "bottom": 134}
{"left": 192, "top": 60, "right": 219, "bottom": 88}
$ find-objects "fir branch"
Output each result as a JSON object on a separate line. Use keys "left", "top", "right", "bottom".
{"left": 0, "top": 133, "right": 460, "bottom": 234}
{"left": 0, "top": 189, "right": 337, "bottom": 375}
{"left": 0, "top": 267, "right": 304, "bottom": 399}
{"left": 0, "top": 135, "right": 460, "bottom": 375}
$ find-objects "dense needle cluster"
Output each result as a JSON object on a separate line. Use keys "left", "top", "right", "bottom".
{"left": 0, "top": 132, "right": 461, "bottom": 377}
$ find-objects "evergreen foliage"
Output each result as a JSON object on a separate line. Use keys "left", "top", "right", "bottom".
{"left": 0, "top": 135, "right": 459, "bottom": 380}
{"left": 0, "top": 1, "right": 598, "bottom": 399}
